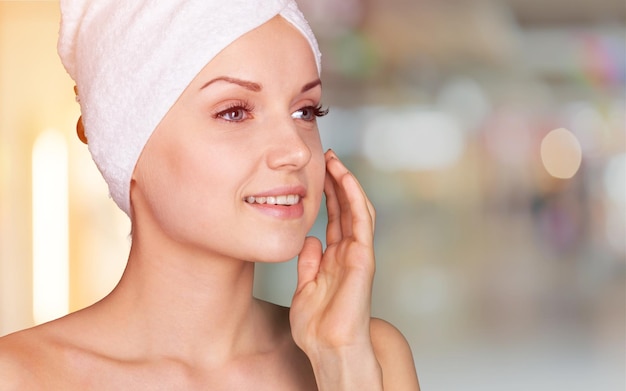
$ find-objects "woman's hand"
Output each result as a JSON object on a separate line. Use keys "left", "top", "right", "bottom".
{"left": 290, "top": 150, "right": 383, "bottom": 390}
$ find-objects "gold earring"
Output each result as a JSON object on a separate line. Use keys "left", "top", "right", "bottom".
{"left": 74, "top": 86, "right": 87, "bottom": 144}
{"left": 76, "top": 116, "right": 87, "bottom": 144}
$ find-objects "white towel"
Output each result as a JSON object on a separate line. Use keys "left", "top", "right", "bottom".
{"left": 58, "top": 0, "right": 321, "bottom": 216}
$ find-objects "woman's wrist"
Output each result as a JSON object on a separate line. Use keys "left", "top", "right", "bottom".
{"left": 307, "top": 345, "right": 383, "bottom": 391}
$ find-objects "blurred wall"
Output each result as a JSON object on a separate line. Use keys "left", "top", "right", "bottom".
{"left": 0, "top": 1, "right": 130, "bottom": 333}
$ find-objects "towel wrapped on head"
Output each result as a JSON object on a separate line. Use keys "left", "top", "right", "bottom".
{"left": 57, "top": 0, "right": 321, "bottom": 216}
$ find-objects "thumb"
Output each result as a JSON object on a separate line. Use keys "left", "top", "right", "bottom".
{"left": 295, "top": 236, "right": 323, "bottom": 295}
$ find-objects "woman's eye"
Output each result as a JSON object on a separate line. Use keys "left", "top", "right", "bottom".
{"left": 214, "top": 102, "right": 254, "bottom": 122}
{"left": 292, "top": 105, "right": 329, "bottom": 121}
{"left": 217, "top": 107, "right": 247, "bottom": 122}
{"left": 292, "top": 107, "right": 314, "bottom": 121}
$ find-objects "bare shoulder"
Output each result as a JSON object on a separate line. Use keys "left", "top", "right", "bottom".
{"left": 370, "top": 318, "right": 421, "bottom": 391}
{"left": 0, "top": 326, "right": 53, "bottom": 390}
{"left": 0, "top": 312, "right": 95, "bottom": 390}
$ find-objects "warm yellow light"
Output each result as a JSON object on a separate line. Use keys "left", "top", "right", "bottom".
{"left": 540, "top": 128, "right": 582, "bottom": 179}
{"left": 32, "top": 129, "right": 69, "bottom": 325}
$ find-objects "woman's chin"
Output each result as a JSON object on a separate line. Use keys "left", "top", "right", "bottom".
{"left": 250, "top": 238, "right": 306, "bottom": 264}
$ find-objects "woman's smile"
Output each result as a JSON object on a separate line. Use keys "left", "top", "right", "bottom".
{"left": 244, "top": 195, "right": 301, "bottom": 206}
{"left": 244, "top": 185, "right": 307, "bottom": 219}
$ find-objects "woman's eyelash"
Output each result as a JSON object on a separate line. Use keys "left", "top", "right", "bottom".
{"left": 214, "top": 100, "right": 254, "bottom": 122}
{"left": 293, "top": 104, "right": 329, "bottom": 121}
{"left": 297, "top": 103, "right": 329, "bottom": 118}
{"left": 311, "top": 104, "right": 329, "bottom": 118}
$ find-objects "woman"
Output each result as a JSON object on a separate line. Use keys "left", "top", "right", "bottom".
{"left": 0, "top": 1, "right": 419, "bottom": 389}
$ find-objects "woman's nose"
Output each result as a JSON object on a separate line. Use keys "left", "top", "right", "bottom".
{"left": 265, "top": 119, "right": 312, "bottom": 170}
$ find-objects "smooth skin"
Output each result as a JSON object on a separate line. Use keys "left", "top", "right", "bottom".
{"left": 0, "top": 16, "right": 419, "bottom": 390}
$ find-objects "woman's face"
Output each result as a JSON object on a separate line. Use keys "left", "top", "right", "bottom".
{"left": 131, "top": 16, "right": 326, "bottom": 263}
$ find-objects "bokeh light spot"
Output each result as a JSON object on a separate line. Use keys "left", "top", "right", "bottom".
{"left": 540, "top": 127, "right": 582, "bottom": 179}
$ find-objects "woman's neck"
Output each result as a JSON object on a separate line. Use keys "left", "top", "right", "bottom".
{"left": 96, "top": 232, "right": 268, "bottom": 365}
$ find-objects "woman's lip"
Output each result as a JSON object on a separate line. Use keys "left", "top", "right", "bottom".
{"left": 244, "top": 197, "right": 305, "bottom": 219}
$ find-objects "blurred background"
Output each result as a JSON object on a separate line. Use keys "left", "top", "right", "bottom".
{"left": 1, "top": 0, "right": 624, "bottom": 389}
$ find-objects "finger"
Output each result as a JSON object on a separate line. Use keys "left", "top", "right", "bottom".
{"left": 326, "top": 151, "right": 375, "bottom": 241}
{"left": 326, "top": 151, "right": 376, "bottom": 233}
{"left": 340, "top": 171, "right": 375, "bottom": 246}
{"left": 295, "top": 236, "right": 323, "bottom": 295}
{"left": 325, "top": 152, "right": 354, "bottom": 239}
{"left": 327, "top": 151, "right": 376, "bottom": 240}
{"left": 324, "top": 170, "right": 343, "bottom": 246}
{"left": 358, "top": 182, "right": 376, "bottom": 234}
{"left": 341, "top": 171, "right": 376, "bottom": 234}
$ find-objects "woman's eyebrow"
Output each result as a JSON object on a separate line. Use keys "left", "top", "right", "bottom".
{"left": 199, "top": 76, "right": 321, "bottom": 93}
{"left": 200, "top": 76, "right": 262, "bottom": 92}
{"left": 301, "top": 78, "right": 321, "bottom": 93}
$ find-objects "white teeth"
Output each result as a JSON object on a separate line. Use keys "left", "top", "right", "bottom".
{"left": 245, "top": 194, "right": 300, "bottom": 206}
